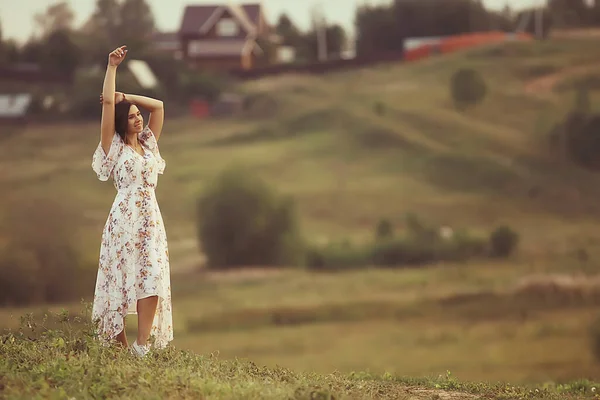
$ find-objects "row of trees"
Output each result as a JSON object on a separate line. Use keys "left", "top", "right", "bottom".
{"left": 4, "top": 0, "right": 600, "bottom": 76}
{"left": 0, "top": 0, "right": 155, "bottom": 80}
{"left": 351, "top": 0, "right": 600, "bottom": 58}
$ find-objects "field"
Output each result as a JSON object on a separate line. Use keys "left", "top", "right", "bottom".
{"left": 3, "top": 38, "right": 600, "bottom": 397}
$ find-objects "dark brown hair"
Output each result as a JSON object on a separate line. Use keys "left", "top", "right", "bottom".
{"left": 114, "top": 101, "right": 133, "bottom": 143}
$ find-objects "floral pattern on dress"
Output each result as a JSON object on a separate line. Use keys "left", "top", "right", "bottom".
{"left": 91, "top": 126, "right": 173, "bottom": 349}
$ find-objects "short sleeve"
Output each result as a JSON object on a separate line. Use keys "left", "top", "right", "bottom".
{"left": 139, "top": 126, "right": 166, "bottom": 174}
{"left": 92, "top": 133, "right": 124, "bottom": 181}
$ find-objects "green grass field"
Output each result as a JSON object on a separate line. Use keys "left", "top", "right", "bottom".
{"left": 3, "top": 38, "right": 600, "bottom": 397}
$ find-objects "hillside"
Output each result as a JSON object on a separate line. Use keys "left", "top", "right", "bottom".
{"left": 4, "top": 38, "right": 600, "bottom": 396}
{"left": 3, "top": 39, "right": 600, "bottom": 272}
{"left": 0, "top": 314, "right": 598, "bottom": 399}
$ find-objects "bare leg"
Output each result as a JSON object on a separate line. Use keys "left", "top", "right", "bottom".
{"left": 115, "top": 319, "right": 128, "bottom": 347}
{"left": 137, "top": 296, "right": 158, "bottom": 346}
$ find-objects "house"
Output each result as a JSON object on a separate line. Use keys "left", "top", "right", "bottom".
{"left": 0, "top": 94, "right": 33, "bottom": 120}
{"left": 177, "top": 2, "right": 273, "bottom": 70}
{"left": 152, "top": 32, "right": 183, "bottom": 59}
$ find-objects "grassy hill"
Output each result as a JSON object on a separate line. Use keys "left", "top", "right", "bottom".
{"left": 3, "top": 38, "right": 600, "bottom": 395}
{"left": 1, "top": 312, "right": 598, "bottom": 399}
{"left": 3, "top": 39, "right": 600, "bottom": 270}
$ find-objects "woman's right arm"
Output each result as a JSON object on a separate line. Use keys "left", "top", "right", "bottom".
{"left": 100, "top": 46, "right": 127, "bottom": 155}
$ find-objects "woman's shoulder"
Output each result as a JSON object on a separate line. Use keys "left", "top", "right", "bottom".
{"left": 139, "top": 125, "right": 158, "bottom": 146}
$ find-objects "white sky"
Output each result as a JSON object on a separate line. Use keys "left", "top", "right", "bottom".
{"left": 0, "top": 0, "right": 546, "bottom": 44}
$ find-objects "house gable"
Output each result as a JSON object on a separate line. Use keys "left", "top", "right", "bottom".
{"left": 179, "top": 3, "right": 264, "bottom": 38}
{"left": 178, "top": 3, "right": 269, "bottom": 70}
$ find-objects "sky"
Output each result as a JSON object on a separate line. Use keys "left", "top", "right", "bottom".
{"left": 0, "top": 0, "right": 545, "bottom": 44}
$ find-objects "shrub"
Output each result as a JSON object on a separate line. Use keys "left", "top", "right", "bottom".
{"left": 370, "top": 232, "right": 487, "bottom": 268}
{"left": 448, "top": 230, "right": 488, "bottom": 260}
{"left": 197, "top": 166, "right": 302, "bottom": 269}
{"left": 375, "top": 218, "right": 394, "bottom": 240}
{"left": 373, "top": 101, "right": 386, "bottom": 116}
{"left": 450, "top": 68, "right": 487, "bottom": 111}
{"left": 305, "top": 240, "right": 371, "bottom": 272}
{"left": 371, "top": 237, "right": 438, "bottom": 267}
{"left": 489, "top": 225, "right": 519, "bottom": 258}
{"left": 242, "top": 92, "right": 279, "bottom": 119}
{"left": 589, "top": 316, "right": 600, "bottom": 364}
{"left": 574, "top": 87, "right": 591, "bottom": 114}
{"left": 563, "top": 112, "right": 600, "bottom": 171}
{"left": 370, "top": 215, "right": 488, "bottom": 267}
{"left": 0, "top": 198, "right": 93, "bottom": 306}
{"left": 179, "top": 71, "right": 227, "bottom": 103}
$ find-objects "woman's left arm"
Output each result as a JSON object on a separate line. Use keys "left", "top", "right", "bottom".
{"left": 125, "top": 94, "right": 164, "bottom": 140}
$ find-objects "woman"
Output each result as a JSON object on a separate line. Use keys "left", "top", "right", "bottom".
{"left": 91, "top": 45, "right": 173, "bottom": 357}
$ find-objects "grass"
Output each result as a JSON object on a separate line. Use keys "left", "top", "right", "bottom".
{"left": 2, "top": 263, "right": 600, "bottom": 387}
{"left": 4, "top": 38, "right": 600, "bottom": 396}
{"left": 1, "top": 311, "right": 600, "bottom": 399}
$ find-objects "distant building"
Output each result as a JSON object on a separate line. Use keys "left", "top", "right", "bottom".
{"left": 152, "top": 32, "right": 183, "bottom": 59}
{"left": 0, "top": 93, "right": 33, "bottom": 120}
{"left": 153, "top": 2, "right": 277, "bottom": 71}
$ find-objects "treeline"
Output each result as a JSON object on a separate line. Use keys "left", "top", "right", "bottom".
{"left": 0, "top": 0, "right": 155, "bottom": 81}
{"left": 1, "top": 0, "right": 599, "bottom": 121}
{"left": 3, "top": 0, "right": 600, "bottom": 79}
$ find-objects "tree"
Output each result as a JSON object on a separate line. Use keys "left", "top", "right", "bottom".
{"left": 275, "top": 13, "right": 303, "bottom": 47}
{"left": 0, "top": 19, "right": 18, "bottom": 66}
{"left": 19, "top": 40, "right": 45, "bottom": 64}
{"left": 41, "top": 29, "right": 80, "bottom": 79}
{"left": 118, "top": 0, "right": 156, "bottom": 52}
{"left": 548, "top": 0, "right": 589, "bottom": 27}
{"left": 355, "top": 4, "right": 404, "bottom": 58}
{"left": 82, "top": 0, "right": 155, "bottom": 65}
{"left": 87, "top": 0, "right": 123, "bottom": 47}
{"left": 33, "top": 1, "right": 75, "bottom": 39}
{"left": 301, "top": 24, "right": 347, "bottom": 62}
{"left": 450, "top": 68, "right": 487, "bottom": 111}
{"left": 0, "top": 20, "right": 4, "bottom": 65}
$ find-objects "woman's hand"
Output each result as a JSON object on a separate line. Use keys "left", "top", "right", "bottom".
{"left": 100, "top": 92, "right": 125, "bottom": 105}
{"left": 108, "top": 45, "right": 127, "bottom": 67}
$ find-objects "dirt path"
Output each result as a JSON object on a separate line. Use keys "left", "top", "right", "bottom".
{"left": 524, "top": 63, "right": 600, "bottom": 94}
{"left": 407, "top": 387, "right": 479, "bottom": 399}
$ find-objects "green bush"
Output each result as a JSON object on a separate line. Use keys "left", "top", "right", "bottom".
{"left": 489, "top": 225, "right": 519, "bottom": 258}
{"left": 574, "top": 87, "right": 591, "bottom": 114}
{"left": 374, "top": 218, "right": 394, "bottom": 240}
{"left": 370, "top": 233, "right": 487, "bottom": 268}
{"left": 180, "top": 71, "right": 227, "bottom": 103}
{"left": 306, "top": 215, "right": 490, "bottom": 270}
{"left": 0, "top": 198, "right": 93, "bottom": 306}
{"left": 450, "top": 68, "right": 487, "bottom": 111}
{"left": 563, "top": 112, "right": 600, "bottom": 171}
{"left": 371, "top": 237, "right": 438, "bottom": 267}
{"left": 242, "top": 92, "right": 279, "bottom": 119}
{"left": 590, "top": 316, "right": 600, "bottom": 364}
{"left": 447, "top": 230, "right": 488, "bottom": 260}
{"left": 373, "top": 101, "right": 386, "bottom": 116}
{"left": 197, "top": 166, "right": 303, "bottom": 269}
{"left": 305, "top": 240, "right": 371, "bottom": 272}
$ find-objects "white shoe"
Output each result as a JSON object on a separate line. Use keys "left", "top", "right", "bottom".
{"left": 131, "top": 340, "right": 150, "bottom": 358}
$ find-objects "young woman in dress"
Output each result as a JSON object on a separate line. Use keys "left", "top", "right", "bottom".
{"left": 91, "top": 45, "right": 173, "bottom": 357}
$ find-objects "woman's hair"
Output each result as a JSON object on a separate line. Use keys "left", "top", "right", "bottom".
{"left": 114, "top": 100, "right": 133, "bottom": 143}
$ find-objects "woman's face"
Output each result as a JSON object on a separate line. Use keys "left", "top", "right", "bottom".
{"left": 127, "top": 105, "right": 144, "bottom": 135}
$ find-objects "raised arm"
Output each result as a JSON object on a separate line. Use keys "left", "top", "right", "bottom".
{"left": 123, "top": 94, "right": 164, "bottom": 141}
{"left": 100, "top": 46, "right": 128, "bottom": 155}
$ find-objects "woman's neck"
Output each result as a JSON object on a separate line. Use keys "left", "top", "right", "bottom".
{"left": 126, "top": 134, "right": 139, "bottom": 146}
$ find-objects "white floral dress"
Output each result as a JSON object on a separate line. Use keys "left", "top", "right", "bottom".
{"left": 91, "top": 126, "right": 173, "bottom": 349}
